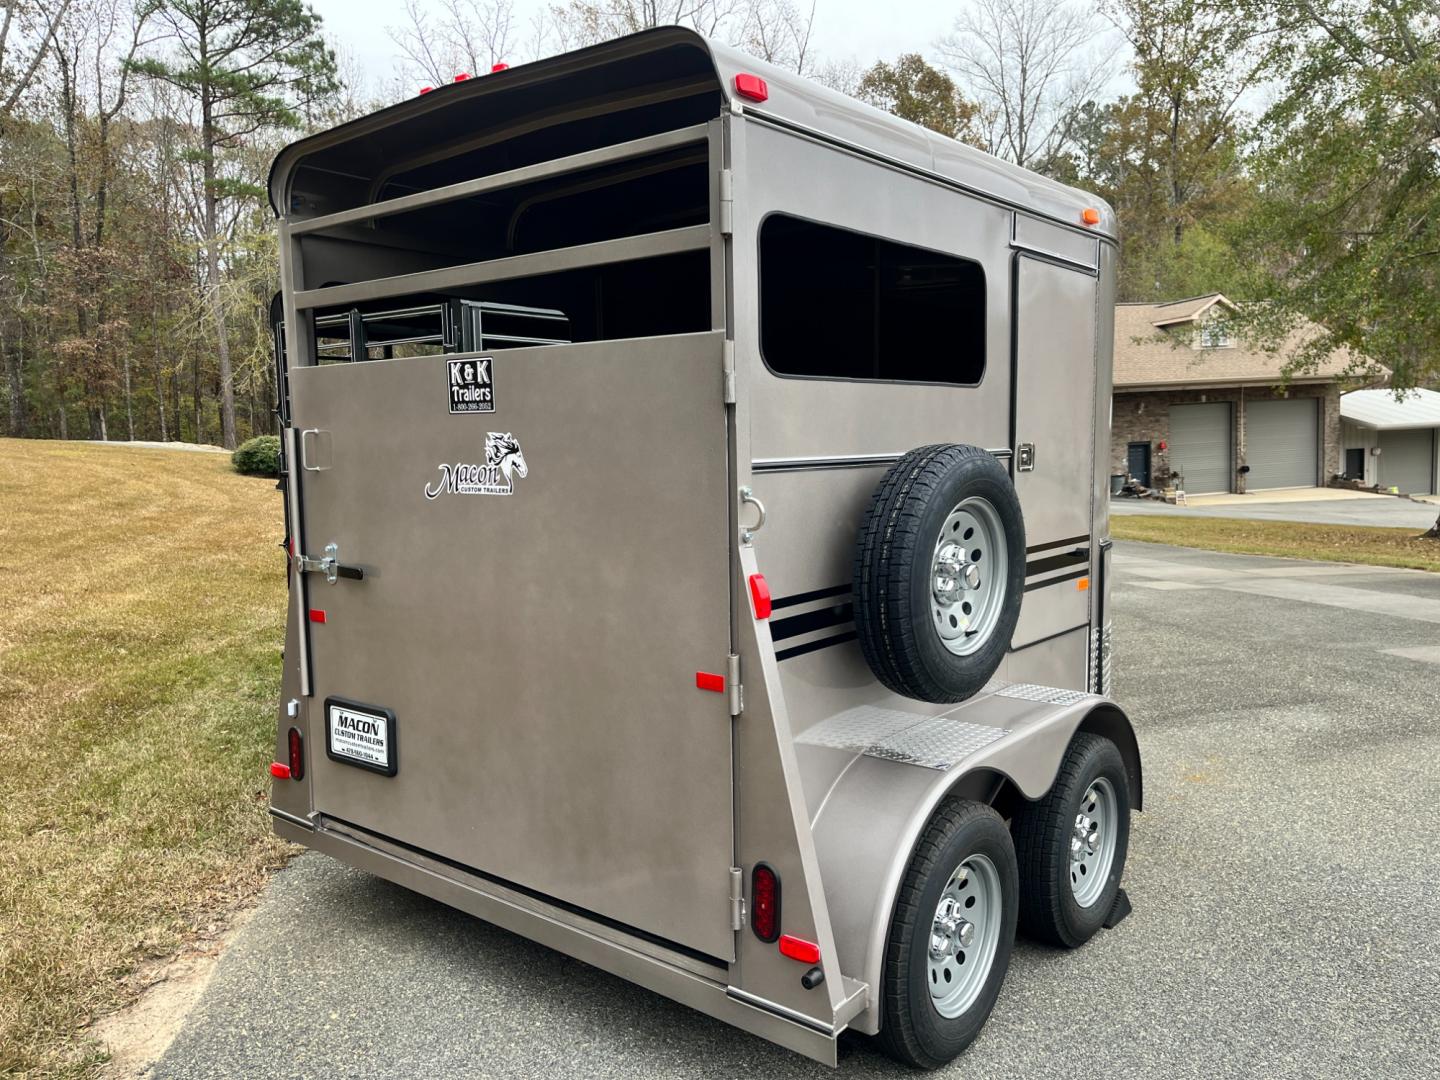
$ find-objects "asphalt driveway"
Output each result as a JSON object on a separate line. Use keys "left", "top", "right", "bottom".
{"left": 154, "top": 542, "right": 1440, "bottom": 1079}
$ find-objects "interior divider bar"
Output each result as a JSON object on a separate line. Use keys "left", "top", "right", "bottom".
{"left": 291, "top": 123, "right": 711, "bottom": 237}
{"left": 293, "top": 224, "right": 713, "bottom": 311}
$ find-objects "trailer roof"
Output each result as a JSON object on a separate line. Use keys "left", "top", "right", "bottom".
{"left": 269, "top": 27, "right": 1115, "bottom": 240}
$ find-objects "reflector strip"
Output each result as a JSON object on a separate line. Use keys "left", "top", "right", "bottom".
{"left": 269, "top": 762, "right": 292, "bottom": 779}
{"left": 1077, "top": 577, "right": 1090, "bottom": 591}
{"left": 748, "top": 574, "right": 772, "bottom": 620}
{"left": 309, "top": 609, "right": 327, "bottom": 623}
{"left": 696, "top": 671, "right": 725, "bottom": 693}
{"left": 778, "top": 934, "right": 820, "bottom": 964}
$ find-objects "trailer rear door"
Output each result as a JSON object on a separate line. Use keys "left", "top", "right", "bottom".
{"left": 288, "top": 332, "right": 735, "bottom": 961}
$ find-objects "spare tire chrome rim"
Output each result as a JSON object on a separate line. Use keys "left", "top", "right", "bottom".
{"left": 931, "top": 496, "right": 1008, "bottom": 656}
{"left": 927, "top": 853, "right": 1003, "bottom": 1018}
{"left": 1071, "top": 777, "right": 1118, "bottom": 907}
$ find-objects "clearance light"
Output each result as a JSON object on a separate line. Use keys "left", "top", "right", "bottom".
{"left": 491, "top": 63, "right": 509, "bottom": 72}
{"left": 1081, "top": 207, "right": 1101, "bottom": 226}
{"left": 1077, "top": 577, "right": 1090, "bottom": 591}
{"left": 778, "top": 934, "right": 820, "bottom": 964}
{"left": 751, "top": 864, "right": 780, "bottom": 941}
{"left": 696, "top": 671, "right": 725, "bottom": 693}
{"left": 269, "top": 762, "right": 292, "bottom": 779}
{"left": 454, "top": 72, "right": 470, "bottom": 82}
{"left": 749, "top": 573, "right": 772, "bottom": 620}
{"left": 734, "top": 73, "right": 769, "bottom": 102}
{"left": 309, "top": 609, "right": 327, "bottom": 624}
{"left": 419, "top": 86, "right": 434, "bottom": 95}
{"left": 288, "top": 727, "right": 305, "bottom": 781}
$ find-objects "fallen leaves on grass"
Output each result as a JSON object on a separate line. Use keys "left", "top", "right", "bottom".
{"left": 1111, "top": 514, "right": 1440, "bottom": 572}
{"left": 0, "top": 440, "right": 292, "bottom": 1076}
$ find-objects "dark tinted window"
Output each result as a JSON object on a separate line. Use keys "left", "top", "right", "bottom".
{"left": 760, "top": 215, "right": 986, "bottom": 384}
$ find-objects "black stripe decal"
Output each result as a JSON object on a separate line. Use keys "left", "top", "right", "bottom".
{"left": 1026, "top": 549, "right": 1089, "bottom": 577}
{"left": 775, "top": 631, "right": 859, "bottom": 662}
{"left": 771, "top": 583, "right": 851, "bottom": 611}
{"left": 1025, "top": 533, "right": 1090, "bottom": 555}
{"left": 1024, "top": 568, "right": 1088, "bottom": 593}
{"left": 771, "top": 603, "right": 854, "bottom": 642}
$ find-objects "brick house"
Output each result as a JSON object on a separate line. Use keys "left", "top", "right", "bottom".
{"left": 1111, "top": 294, "right": 1355, "bottom": 495}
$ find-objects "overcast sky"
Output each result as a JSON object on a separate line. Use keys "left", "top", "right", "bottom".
{"left": 307, "top": 0, "right": 980, "bottom": 98}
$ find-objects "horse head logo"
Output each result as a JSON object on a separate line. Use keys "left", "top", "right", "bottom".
{"left": 485, "top": 432, "right": 527, "bottom": 483}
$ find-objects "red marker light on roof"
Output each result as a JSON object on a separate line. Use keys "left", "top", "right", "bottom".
{"left": 734, "top": 73, "right": 768, "bottom": 102}
{"left": 454, "top": 72, "right": 470, "bottom": 82}
{"left": 491, "top": 62, "right": 509, "bottom": 72}
{"left": 419, "top": 86, "right": 434, "bottom": 95}
{"left": 749, "top": 574, "right": 772, "bottom": 620}
{"left": 778, "top": 934, "right": 820, "bottom": 964}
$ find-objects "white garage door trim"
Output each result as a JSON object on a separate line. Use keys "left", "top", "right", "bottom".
{"left": 1169, "top": 402, "right": 1232, "bottom": 494}
{"left": 1378, "top": 427, "right": 1437, "bottom": 495}
{"left": 1246, "top": 398, "right": 1319, "bottom": 490}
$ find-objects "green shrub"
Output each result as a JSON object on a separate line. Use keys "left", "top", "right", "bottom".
{"left": 232, "top": 435, "right": 281, "bottom": 477}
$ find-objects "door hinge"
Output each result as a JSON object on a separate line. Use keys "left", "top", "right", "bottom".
{"left": 718, "top": 168, "right": 734, "bottom": 237}
{"left": 722, "top": 339, "right": 736, "bottom": 404}
{"left": 726, "top": 653, "right": 742, "bottom": 715}
{"left": 729, "top": 866, "right": 746, "bottom": 931}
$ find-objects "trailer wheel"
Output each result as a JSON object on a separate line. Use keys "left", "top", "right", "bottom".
{"left": 1013, "top": 733, "right": 1131, "bottom": 947}
{"left": 853, "top": 444, "right": 1024, "bottom": 703}
{"left": 878, "top": 799, "right": 1018, "bottom": 1069}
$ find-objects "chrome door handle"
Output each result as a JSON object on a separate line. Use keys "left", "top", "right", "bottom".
{"left": 739, "top": 486, "right": 767, "bottom": 545}
{"left": 298, "top": 428, "right": 331, "bottom": 471}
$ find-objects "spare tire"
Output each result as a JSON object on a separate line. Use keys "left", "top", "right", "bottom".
{"left": 853, "top": 444, "right": 1025, "bottom": 703}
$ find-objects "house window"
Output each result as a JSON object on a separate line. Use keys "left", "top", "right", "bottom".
{"left": 759, "top": 214, "right": 986, "bottom": 384}
{"left": 1198, "top": 319, "right": 1231, "bottom": 349}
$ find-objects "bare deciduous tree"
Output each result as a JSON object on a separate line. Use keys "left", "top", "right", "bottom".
{"left": 1, "top": 0, "right": 77, "bottom": 124}
{"left": 936, "top": 0, "right": 1114, "bottom": 169}
{"left": 388, "top": 0, "right": 518, "bottom": 87}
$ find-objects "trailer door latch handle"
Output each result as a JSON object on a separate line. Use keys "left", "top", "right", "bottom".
{"left": 296, "top": 542, "right": 365, "bottom": 585}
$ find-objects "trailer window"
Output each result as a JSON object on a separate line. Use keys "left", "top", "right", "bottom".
{"left": 759, "top": 215, "right": 985, "bottom": 384}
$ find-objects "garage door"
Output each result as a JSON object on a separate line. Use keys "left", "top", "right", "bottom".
{"left": 1169, "top": 402, "right": 1232, "bottom": 494}
{"left": 1246, "top": 398, "right": 1318, "bottom": 489}
{"left": 1379, "top": 428, "right": 1436, "bottom": 494}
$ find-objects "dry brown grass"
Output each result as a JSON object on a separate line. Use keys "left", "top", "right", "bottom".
{"left": 0, "top": 439, "right": 291, "bottom": 1076}
{"left": 1111, "top": 513, "right": 1440, "bottom": 572}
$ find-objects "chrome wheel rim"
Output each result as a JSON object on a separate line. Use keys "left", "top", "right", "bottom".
{"left": 930, "top": 497, "right": 1007, "bottom": 657}
{"left": 926, "top": 853, "right": 1003, "bottom": 1019}
{"left": 1070, "top": 776, "right": 1118, "bottom": 908}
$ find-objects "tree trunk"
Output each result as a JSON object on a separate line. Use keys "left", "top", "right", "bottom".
{"left": 201, "top": 95, "right": 238, "bottom": 449}
{"left": 123, "top": 353, "right": 134, "bottom": 440}
{"left": 193, "top": 350, "right": 203, "bottom": 443}
{"left": 2, "top": 327, "right": 23, "bottom": 436}
{"left": 156, "top": 366, "right": 168, "bottom": 442}
{"left": 1424, "top": 513, "right": 1440, "bottom": 540}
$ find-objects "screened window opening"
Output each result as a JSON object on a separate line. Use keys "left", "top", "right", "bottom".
{"left": 759, "top": 215, "right": 986, "bottom": 384}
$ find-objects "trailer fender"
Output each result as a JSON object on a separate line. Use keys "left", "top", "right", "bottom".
{"left": 804, "top": 695, "right": 1139, "bottom": 1035}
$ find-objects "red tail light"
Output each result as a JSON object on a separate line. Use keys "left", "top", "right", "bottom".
{"left": 751, "top": 863, "right": 780, "bottom": 942}
{"left": 778, "top": 934, "right": 820, "bottom": 964}
{"left": 288, "top": 727, "right": 305, "bottom": 781}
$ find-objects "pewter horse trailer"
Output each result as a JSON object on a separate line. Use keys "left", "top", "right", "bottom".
{"left": 266, "top": 27, "right": 1141, "bottom": 1069}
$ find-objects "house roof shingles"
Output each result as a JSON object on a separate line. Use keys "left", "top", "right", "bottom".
{"left": 1113, "top": 294, "right": 1362, "bottom": 390}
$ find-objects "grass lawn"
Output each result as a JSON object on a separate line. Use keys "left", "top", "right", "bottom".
{"left": 1111, "top": 513, "right": 1440, "bottom": 572}
{"left": 0, "top": 439, "right": 290, "bottom": 1076}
